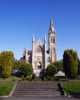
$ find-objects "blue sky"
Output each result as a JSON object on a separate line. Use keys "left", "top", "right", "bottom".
{"left": 0, "top": 0, "right": 80, "bottom": 60}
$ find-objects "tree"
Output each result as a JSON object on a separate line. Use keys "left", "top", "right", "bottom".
{"left": 78, "top": 60, "right": 80, "bottom": 74}
{"left": 19, "top": 63, "right": 33, "bottom": 77}
{"left": 53, "top": 60, "right": 63, "bottom": 71}
{"left": 46, "top": 64, "right": 58, "bottom": 77}
{"left": 13, "top": 58, "right": 27, "bottom": 69}
{"left": 0, "top": 51, "right": 14, "bottom": 78}
{"left": 63, "top": 49, "right": 78, "bottom": 78}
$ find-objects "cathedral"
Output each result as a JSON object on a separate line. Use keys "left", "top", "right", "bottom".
{"left": 23, "top": 18, "right": 57, "bottom": 76}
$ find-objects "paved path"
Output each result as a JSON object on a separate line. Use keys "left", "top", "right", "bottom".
{"left": 0, "top": 97, "right": 80, "bottom": 100}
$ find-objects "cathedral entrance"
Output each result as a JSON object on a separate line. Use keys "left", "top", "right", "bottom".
{"left": 36, "top": 62, "right": 42, "bottom": 69}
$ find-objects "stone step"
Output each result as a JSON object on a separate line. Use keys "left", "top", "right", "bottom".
{"left": 12, "top": 93, "right": 61, "bottom": 96}
{"left": 15, "top": 88, "right": 59, "bottom": 90}
{"left": 16, "top": 82, "right": 58, "bottom": 85}
{"left": 15, "top": 89, "right": 59, "bottom": 91}
{"left": 14, "top": 91, "right": 60, "bottom": 93}
{"left": 12, "top": 94, "right": 61, "bottom": 97}
{"left": 15, "top": 90, "right": 59, "bottom": 92}
{"left": 13, "top": 93, "right": 61, "bottom": 96}
{"left": 13, "top": 93, "right": 60, "bottom": 95}
{"left": 16, "top": 86, "right": 58, "bottom": 88}
{"left": 12, "top": 82, "right": 62, "bottom": 97}
{"left": 17, "top": 85, "right": 58, "bottom": 87}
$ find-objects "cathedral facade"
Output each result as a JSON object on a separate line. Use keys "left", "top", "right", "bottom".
{"left": 23, "top": 18, "right": 57, "bottom": 76}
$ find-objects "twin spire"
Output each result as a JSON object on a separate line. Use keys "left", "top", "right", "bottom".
{"left": 32, "top": 34, "right": 35, "bottom": 42}
{"left": 32, "top": 34, "right": 46, "bottom": 43}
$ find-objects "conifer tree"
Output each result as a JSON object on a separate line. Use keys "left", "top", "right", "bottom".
{"left": 63, "top": 49, "right": 78, "bottom": 78}
{"left": 0, "top": 51, "right": 14, "bottom": 78}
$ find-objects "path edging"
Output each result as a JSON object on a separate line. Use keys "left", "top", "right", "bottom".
{"left": 59, "top": 82, "right": 67, "bottom": 97}
{"left": 8, "top": 82, "right": 17, "bottom": 97}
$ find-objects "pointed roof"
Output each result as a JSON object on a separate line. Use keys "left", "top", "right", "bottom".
{"left": 44, "top": 34, "right": 46, "bottom": 42}
{"left": 50, "top": 18, "right": 53, "bottom": 25}
{"left": 36, "top": 39, "right": 43, "bottom": 47}
{"left": 49, "top": 18, "right": 55, "bottom": 33}
{"left": 32, "top": 34, "right": 35, "bottom": 42}
{"left": 55, "top": 71, "right": 65, "bottom": 76}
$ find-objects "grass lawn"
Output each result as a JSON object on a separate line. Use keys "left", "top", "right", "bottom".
{"left": 0, "top": 83, "right": 14, "bottom": 96}
{"left": 62, "top": 83, "right": 80, "bottom": 95}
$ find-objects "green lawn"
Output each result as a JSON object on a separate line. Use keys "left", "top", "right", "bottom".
{"left": 62, "top": 83, "right": 80, "bottom": 95}
{"left": 0, "top": 83, "right": 14, "bottom": 96}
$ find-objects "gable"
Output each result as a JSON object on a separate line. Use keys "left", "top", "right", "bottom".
{"left": 35, "top": 40, "right": 43, "bottom": 47}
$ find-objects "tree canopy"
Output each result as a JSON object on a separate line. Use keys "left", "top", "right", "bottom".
{"left": 19, "top": 63, "right": 33, "bottom": 77}
{"left": 53, "top": 60, "right": 63, "bottom": 71}
{"left": 13, "top": 59, "right": 26, "bottom": 69}
{"left": 46, "top": 64, "right": 58, "bottom": 77}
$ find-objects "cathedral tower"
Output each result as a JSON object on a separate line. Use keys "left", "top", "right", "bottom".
{"left": 48, "top": 18, "right": 57, "bottom": 62}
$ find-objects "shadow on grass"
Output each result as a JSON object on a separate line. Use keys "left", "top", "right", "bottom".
{"left": 58, "top": 83, "right": 64, "bottom": 96}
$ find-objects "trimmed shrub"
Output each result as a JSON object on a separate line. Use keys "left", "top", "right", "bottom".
{"left": 18, "top": 78, "right": 22, "bottom": 81}
{"left": 21, "top": 75, "right": 26, "bottom": 81}
{"left": 19, "top": 63, "right": 33, "bottom": 77}
{"left": 40, "top": 72, "right": 45, "bottom": 81}
{"left": 46, "top": 75, "right": 51, "bottom": 81}
{"left": 32, "top": 74, "right": 37, "bottom": 80}
{"left": 12, "top": 79, "right": 16, "bottom": 81}
{"left": 28, "top": 77, "right": 33, "bottom": 81}
{"left": 43, "top": 77, "right": 47, "bottom": 81}
{"left": 26, "top": 76, "right": 31, "bottom": 80}
{"left": 34, "top": 77, "right": 42, "bottom": 81}
{"left": 26, "top": 76, "right": 32, "bottom": 81}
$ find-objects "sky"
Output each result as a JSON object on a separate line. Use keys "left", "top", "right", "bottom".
{"left": 0, "top": 0, "right": 80, "bottom": 60}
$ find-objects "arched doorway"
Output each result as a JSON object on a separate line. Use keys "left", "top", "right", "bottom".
{"left": 36, "top": 62, "right": 42, "bottom": 69}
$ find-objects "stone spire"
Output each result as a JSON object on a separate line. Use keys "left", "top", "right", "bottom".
{"left": 44, "top": 34, "right": 46, "bottom": 43}
{"left": 49, "top": 18, "right": 55, "bottom": 33}
{"left": 48, "top": 18, "right": 57, "bottom": 62}
{"left": 32, "top": 34, "right": 35, "bottom": 42}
